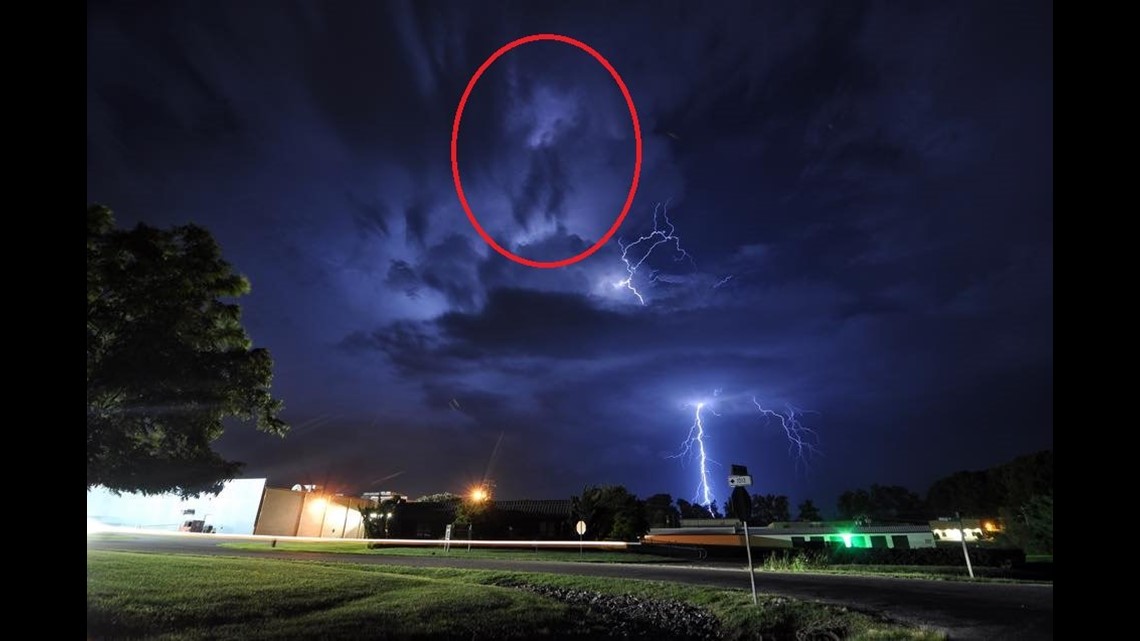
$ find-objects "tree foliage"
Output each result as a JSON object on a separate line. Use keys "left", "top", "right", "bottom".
{"left": 749, "top": 494, "right": 791, "bottom": 525}
{"left": 360, "top": 499, "right": 401, "bottom": 538}
{"left": 574, "top": 485, "right": 646, "bottom": 541}
{"left": 642, "top": 493, "right": 680, "bottom": 528}
{"left": 836, "top": 485, "right": 925, "bottom": 524}
{"left": 924, "top": 450, "right": 1053, "bottom": 555}
{"left": 926, "top": 450, "right": 1053, "bottom": 517}
{"left": 796, "top": 499, "right": 823, "bottom": 522}
{"left": 675, "top": 498, "right": 713, "bottom": 519}
{"left": 87, "top": 205, "right": 286, "bottom": 496}
{"left": 999, "top": 494, "right": 1053, "bottom": 555}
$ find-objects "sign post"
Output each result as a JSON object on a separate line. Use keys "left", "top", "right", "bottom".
{"left": 444, "top": 524, "right": 452, "bottom": 553}
{"left": 957, "top": 511, "right": 975, "bottom": 579}
{"left": 730, "top": 464, "right": 758, "bottom": 606}
{"left": 576, "top": 520, "right": 587, "bottom": 555}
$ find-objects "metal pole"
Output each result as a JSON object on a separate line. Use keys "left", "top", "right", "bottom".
{"left": 957, "top": 511, "right": 975, "bottom": 579}
{"left": 742, "top": 520, "right": 758, "bottom": 605}
{"left": 579, "top": 533, "right": 583, "bottom": 556}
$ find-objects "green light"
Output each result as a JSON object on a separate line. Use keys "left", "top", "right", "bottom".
{"left": 840, "top": 532, "right": 852, "bottom": 548}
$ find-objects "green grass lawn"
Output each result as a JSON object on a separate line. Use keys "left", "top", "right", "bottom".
{"left": 220, "top": 540, "right": 678, "bottom": 563}
{"left": 755, "top": 561, "right": 1050, "bottom": 584}
{"left": 88, "top": 551, "right": 944, "bottom": 640}
{"left": 789, "top": 565, "right": 1033, "bottom": 582}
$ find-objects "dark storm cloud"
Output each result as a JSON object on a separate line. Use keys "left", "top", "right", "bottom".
{"left": 347, "top": 191, "right": 392, "bottom": 239}
{"left": 383, "top": 260, "right": 419, "bottom": 299}
{"left": 403, "top": 196, "right": 432, "bottom": 247}
{"left": 89, "top": 1, "right": 1051, "bottom": 505}
{"left": 511, "top": 148, "right": 570, "bottom": 228}
{"left": 419, "top": 234, "right": 486, "bottom": 309}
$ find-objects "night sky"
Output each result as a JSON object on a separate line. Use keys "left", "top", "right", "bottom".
{"left": 86, "top": 1, "right": 1053, "bottom": 513}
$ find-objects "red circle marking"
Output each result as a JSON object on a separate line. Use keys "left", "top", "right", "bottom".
{"left": 451, "top": 34, "right": 642, "bottom": 269}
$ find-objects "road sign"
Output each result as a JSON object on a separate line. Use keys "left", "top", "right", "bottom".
{"left": 576, "top": 520, "right": 587, "bottom": 536}
{"left": 728, "top": 474, "right": 753, "bottom": 487}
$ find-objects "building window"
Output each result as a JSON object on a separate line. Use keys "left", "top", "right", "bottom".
{"left": 891, "top": 535, "right": 910, "bottom": 549}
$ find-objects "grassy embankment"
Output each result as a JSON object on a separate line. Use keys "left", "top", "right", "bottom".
{"left": 87, "top": 550, "right": 944, "bottom": 640}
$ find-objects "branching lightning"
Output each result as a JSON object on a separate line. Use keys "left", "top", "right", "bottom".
{"left": 751, "top": 397, "right": 820, "bottom": 464}
{"left": 670, "top": 394, "right": 820, "bottom": 507}
{"left": 614, "top": 202, "right": 693, "bottom": 304}
{"left": 712, "top": 275, "right": 734, "bottom": 289}
{"left": 614, "top": 206, "right": 817, "bottom": 505}
{"left": 671, "top": 402, "right": 717, "bottom": 506}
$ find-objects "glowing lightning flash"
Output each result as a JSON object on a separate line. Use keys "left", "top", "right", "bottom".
{"left": 614, "top": 202, "right": 692, "bottom": 304}
{"left": 671, "top": 396, "right": 821, "bottom": 508}
{"left": 751, "top": 396, "right": 821, "bottom": 466}
{"left": 672, "top": 402, "right": 717, "bottom": 506}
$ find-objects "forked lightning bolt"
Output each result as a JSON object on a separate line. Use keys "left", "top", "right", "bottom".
{"left": 614, "top": 202, "right": 692, "bottom": 304}
{"left": 671, "top": 402, "right": 717, "bottom": 506}
{"left": 752, "top": 397, "right": 820, "bottom": 464}
{"left": 671, "top": 395, "right": 820, "bottom": 507}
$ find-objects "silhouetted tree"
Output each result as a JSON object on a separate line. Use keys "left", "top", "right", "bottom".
{"left": 643, "top": 493, "right": 681, "bottom": 528}
{"left": 708, "top": 500, "right": 723, "bottom": 519}
{"left": 360, "top": 499, "right": 401, "bottom": 538}
{"left": 837, "top": 485, "right": 925, "bottom": 523}
{"left": 926, "top": 451, "right": 1052, "bottom": 518}
{"left": 750, "top": 494, "right": 791, "bottom": 524}
{"left": 676, "top": 498, "right": 713, "bottom": 519}
{"left": 87, "top": 205, "right": 286, "bottom": 496}
{"left": 1000, "top": 494, "right": 1053, "bottom": 555}
{"left": 797, "top": 499, "right": 823, "bottom": 522}
{"left": 836, "top": 489, "right": 872, "bottom": 523}
{"left": 575, "top": 485, "right": 646, "bottom": 541}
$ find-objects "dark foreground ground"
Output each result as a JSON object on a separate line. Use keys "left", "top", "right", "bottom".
{"left": 87, "top": 534, "right": 1052, "bottom": 640}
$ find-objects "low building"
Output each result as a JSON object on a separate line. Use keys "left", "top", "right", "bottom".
{"left": 88, "top": 479, "right": 372, "bottom": 538}
{"left": 643, "top": 520, "right": 937, "bottom": 549}
{"left": 929, "top": 518, "right": 1000, "bottom": 543}
{"left": 253, "top": 487, "right": 372, "bottom": 538}
{"left": 87, "top": 479, "right": 268, "bottom": 535}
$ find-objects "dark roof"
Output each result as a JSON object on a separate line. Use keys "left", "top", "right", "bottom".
{"left": 650, "top": 524, "right": 934, "bottom": 536}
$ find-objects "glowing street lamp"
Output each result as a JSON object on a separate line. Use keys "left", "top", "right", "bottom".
{"left": 470, "top": 487, "right": 489, "bottom": 503}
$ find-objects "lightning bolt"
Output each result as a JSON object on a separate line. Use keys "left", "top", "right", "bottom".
{"left": 670, "top": 395, "right": 821, "bottom": 508}
{"left": 751, "top": 396, "right": 821, "bottom": 466}
{"left": 671, "top": 402, "right": 717, "bottom": 506}
{"left": 614, "top": 202, "right": 693, "bottom": 304}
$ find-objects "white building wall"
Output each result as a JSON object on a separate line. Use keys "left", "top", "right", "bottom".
{"left": 86, "top": 478, "right": 267, "bottom": 535}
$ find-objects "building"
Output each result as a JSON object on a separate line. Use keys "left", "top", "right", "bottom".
{"left": 642, "top": 519, "right": 937, "bottom": 549}
{"left": 87, "top": 479, "right": 268, "bottom": 535}
{"left": 929, "top": 518, "right": 1000, "bottom": 543}
{"left": 87, "top": 479, "right": 371, "bottom": 539}
{"left": 253, "top": 487, "right": 372, "bottom": 538}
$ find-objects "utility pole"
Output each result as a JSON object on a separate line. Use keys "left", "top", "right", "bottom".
{"left": 957, "top": 511, "right": 975, "bottom": 579}
{"left": 729, "top": 464, "right": 758, "bottom": 606}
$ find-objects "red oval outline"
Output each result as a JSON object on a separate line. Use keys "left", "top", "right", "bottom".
{"left": 451, "top": 33, "right": 643, "bottom": 269}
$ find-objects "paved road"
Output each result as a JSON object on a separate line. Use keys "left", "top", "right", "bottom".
{"left": 88, "top": 534, "right": 1052, "bottom": 640}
